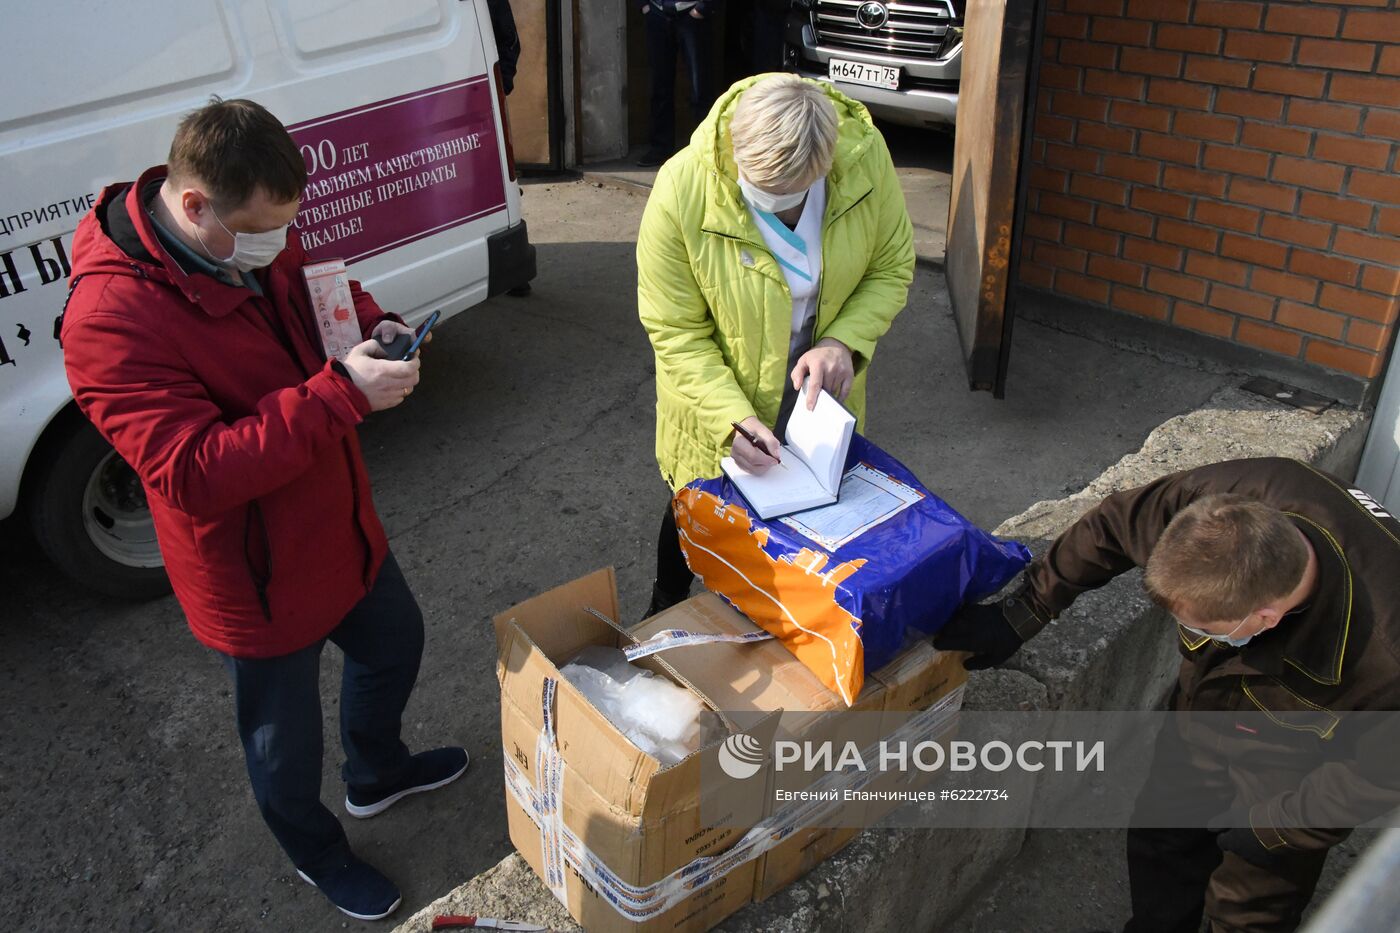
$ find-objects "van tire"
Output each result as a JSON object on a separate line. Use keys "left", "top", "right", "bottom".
{"left": 27, "top": 419, "right": 171, "bottom": 600}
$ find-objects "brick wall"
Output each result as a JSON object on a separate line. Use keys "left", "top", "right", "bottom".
{"left": 1022, "top": 0, "right": 1400, "bottom": 382}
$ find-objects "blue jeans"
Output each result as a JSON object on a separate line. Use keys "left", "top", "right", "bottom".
{"left": 644, "top": 6, "right": 712, "bottom": 152}
{"left": 219, "top": 551, "right": 424, "bottom": 874}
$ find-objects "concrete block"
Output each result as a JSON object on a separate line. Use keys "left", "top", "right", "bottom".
{"left": 394, "top": 854, "right": 580, "bottom": 933}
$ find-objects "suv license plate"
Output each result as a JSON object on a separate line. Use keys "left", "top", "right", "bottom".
{"left": 828, "top": 58, "right": 899, "bottom": 90}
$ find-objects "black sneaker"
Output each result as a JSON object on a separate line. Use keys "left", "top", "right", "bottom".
{"left": 297, "top": 854, "right": 401, "bottom": 921}
{"left": 636, "top": 149, "right": 669, "bottom": 167}
{"left": 345, "top": 746, "right": 469, "bottom": 819}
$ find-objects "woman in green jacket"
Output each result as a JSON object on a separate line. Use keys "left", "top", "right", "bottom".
{"left": 638, "top": 72, "right": 915, "bottom": 616}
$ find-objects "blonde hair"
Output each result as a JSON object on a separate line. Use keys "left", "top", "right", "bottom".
{"left": 729, "top": 74, "right": 839, "bottom": 191}
{"left": 1144, "top": 494, "right": 1308, "bottom": 621}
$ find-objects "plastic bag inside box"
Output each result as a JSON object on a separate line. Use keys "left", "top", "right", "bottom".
{"left": 674, "top": 434, "right": 1030, "bottom": 705}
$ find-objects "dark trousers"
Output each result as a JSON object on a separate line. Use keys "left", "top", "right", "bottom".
{"left": 1124, "top": 700, "right": 1333, "bottom": 933}
{"left": 219, "top": 551, "right": 424, "bottom": 875}
{"left": 644, "top": 7, "right": 712, "bottom": 153}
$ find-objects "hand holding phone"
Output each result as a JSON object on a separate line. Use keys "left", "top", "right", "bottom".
{"left": 376, "top": 309, "right": 441, "bottom": 361}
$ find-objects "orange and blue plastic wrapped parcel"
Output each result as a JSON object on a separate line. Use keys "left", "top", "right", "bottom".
{"left": 674, "top": 435, "right": 1030, "bottom": 705}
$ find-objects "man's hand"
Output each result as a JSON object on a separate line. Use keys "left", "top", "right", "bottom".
{"left": 689, "top": 7, "right": 704, "bottom": 17}
{"left": 371, "top": 319, "right": 433, "bottom": 349}
{"left": 933, "top": 599, "right": 1027, "bottom": 670}
{"left": 341, "top": 339, "right": 421, "bottom": 411}
{"left": 1210, "top": 809, "right": 1291, "bottom": 872}
{"left": 732, "top": 416, "right": 782, "bottom": 472}
{"left": 790, "top": 337, "right": 854, "bottom": 410}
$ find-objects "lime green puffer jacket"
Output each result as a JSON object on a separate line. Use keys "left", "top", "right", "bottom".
{"left": 637, "top": 74, "right": 915, "bottom": 491}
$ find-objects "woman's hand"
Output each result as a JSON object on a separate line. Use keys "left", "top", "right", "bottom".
{"left": 790, "top": 337, "right": 854, "bottom": 409}
{"left": 732, "top": 416, "right": 782, "bottom": 472}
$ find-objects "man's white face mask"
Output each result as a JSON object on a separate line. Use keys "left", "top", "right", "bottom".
{"left": 197, "top": 203, "right": 290, "bottom": 272}
{"left": 738, "top": 174, "right": 809, "bottom": 214}
{"left": 1180, "top": 613, "right": 1255, "bottom": 647}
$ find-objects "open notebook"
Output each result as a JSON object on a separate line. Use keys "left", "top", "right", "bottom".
{"left": 721, "top": 388, "right": 857, "bottom": 520}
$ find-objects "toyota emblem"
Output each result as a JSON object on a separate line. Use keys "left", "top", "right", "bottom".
{"left": 856, "top": 1, "right": 889, "bottom": 30}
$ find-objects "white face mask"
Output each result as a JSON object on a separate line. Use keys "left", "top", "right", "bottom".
{"left": 197, "top": 203, "right": 290, "bottom": 272}
{"left": 1180, "top": 614, "right": 1255, "bottom": 647}
{"left": 738, "top": 175, "right": 809, "bottom": 214}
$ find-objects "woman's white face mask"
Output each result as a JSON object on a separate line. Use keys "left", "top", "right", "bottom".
{"left": 738, "top": 175, "right": 809, "bottom": 214}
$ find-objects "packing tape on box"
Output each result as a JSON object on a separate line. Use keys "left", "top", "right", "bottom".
{"left": 505, "top": 677, "right": 965, "bottom": 921}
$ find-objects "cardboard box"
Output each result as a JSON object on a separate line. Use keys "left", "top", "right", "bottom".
{"left": 494, "top": 569, "right": 967, "bottom": 929}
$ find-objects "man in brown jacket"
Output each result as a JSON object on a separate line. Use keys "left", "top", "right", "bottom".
{"left": 936, "top": 456, "right": 1400, "bottom": 932}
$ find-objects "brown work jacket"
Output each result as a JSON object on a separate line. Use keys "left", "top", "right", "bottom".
{"left": 1024, "top": 457, "right": 1400, "bottom": 849}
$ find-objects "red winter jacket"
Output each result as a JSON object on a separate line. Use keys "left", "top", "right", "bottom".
{"left": 62, "top": 167, "right": 394, "bottom": 658}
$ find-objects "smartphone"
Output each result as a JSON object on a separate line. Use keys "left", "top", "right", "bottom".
{"left": 377, "top": 309, "right": 441, "bottom": 360}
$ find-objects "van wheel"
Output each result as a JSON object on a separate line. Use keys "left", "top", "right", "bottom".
{"left": 27, "top": 419, "right": 171, "bottom": 600}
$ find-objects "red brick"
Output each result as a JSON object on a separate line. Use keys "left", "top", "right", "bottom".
{"left": 1289, "top": 249, "right": 1361, "bottom": 285}
{"left": 1345, "top": 320, "right": 1391, "bottom": 353}
{"left": 1380, "top": 45, "right": 1400, "bottom": 76}
{"left": 1304, "top": 340, "right": 1382, "bottom": 378}
{"left": 1127, "top": 0, "right": 1191, "bottom": 21}
{"left": 1322, "top": 282, "right": 1400, "bottom": 322}
{"left": 1112, "top": 100, "right": 1174, "bottom": 131}
{"left": 1215, "top": 89, "right": 1285, "bottom": 121}
{"left": 1173, "top": 302, "right": 1237, "bottom": 337}
{"left": 1275, "top": 302, "right": 1347, "bottom": 340}
{"left": 1077, "top": 122, "right": 1136, "bottom": 151}
{"left": 1157, "top": 25, "right": 1224, "bottom": 54}
{"left": 1164, "top": 165, "right": 1230, "bottom": 197}
{"left": 1120, "top": 48, "right": 1185, "bottom": 77}
{"left": 1203, "top": 144, "right": 1270, "bottom": 177}
{"left": 1070, "top": 174, "right": 1130, "bottom": 204}
{"left": 1026, "top": 214, "right": 1064, "bottom": 241}
{"left": 1300, "top": 191, "right": 1374, "bottom": 229}
{"left": 1064, "top": 221, "right": 1123, "bottom": 254}
{"left": 1111, "top": 285, "right": 1171, "bottom": 319}
{"left": 1138, "top": 131, "right": 1201, "bottom": 164}
{"left": 1341, "top": 10, "right": 1400, "bottom": 41}
{"left": 1125, "top": 235, "right": 1186, "bottom": 268}
{"left": 1185, "top": 251, "right": 1250, "bottom": 285}
{"left": 1038, "top": 192, "right": 1098, "bottom": 224}
{"left": 1349, "top": 171, "right": 1400, "bottom": 205}
{"left": 1084, "top": 68, "right": 1147, "bottom": 98}
{"left": 1052, "top": 91, "right": 1111, "bottom": 121}
{"left": 1220, "top": 231, "right": 1289, "bottom": 268}
{"left": 1037, "top": 114, "right": 1076, "bottom": 142}
{"left": 1238, "top": 320, "right": 1304, "bottom": 357}
{"left": 1364, "top": 110, "right": 1400, "bottom": 141}
{"left": 1176, "top": 111, "right": 1240, "bottom": 142}
{"left": 1253, "top": 268, "right": 1319, "bottom": 301}
{"left": 1157, "top": 219, "right": 1222, "bottom": 251}
{"left": 1286, "top": 100, "right": 1363, "bottom": 133}
{"left": 1066, "top": 0, "right": 1125, "bottom": 13}
{"left": 1087, "top": 254, "right": 1147, "bottom": 286}
{"left": 1092, "top": 18, "right": 1153, "bottom": 45}
{"left": 1097, "top": 205, "right": 1157, "bottom": 237}
{"left": 1209, "top": 283, "right": 1277, "bottom": 318}
{"left": 1059, "top": 39, "right": 1119, "bottom": 69}
{"left": 1057, "top": 270, "right": 1113, "bottom": 303}
{"left": 1040, "top": 63, "right": 1083, "bottom": 90}
{"left": 1147, "top": 78, "right": 1213, "bottom": 110}
{"left": 1224, "top": 30, "right": 1296, "bottom": 62}
{"left": 1046, "top": 142, "right": 1102, "bottom": 172}
{"left": 1272, "top": 156, "right": 1346, "bottom": 193}
{"left": 1030, "top": 165, "right": 1070, "bottom": 191}
{"left": 1263, "top": 5, "right": 1342, "bottom": 37}
{"left": 1313, "top": 135, "right": 1392, "bottom": 169}
{"left": 1361, "top": 267, "right": 1400, "bottom": 298}
{"left": 1195, "top": 200, "right": 1262, "bottom": 233}
{"left": 1102, "top": 153, "right": 1162, "bottom": 185}
{"left": 1331, "top": 74, "right": 1400, "bottom": 107}
{"left": 1131, "top": 188, "right": 1193, "bottom": 219}
{"left": 1229, "top": 177, "right": 1298, "bottom": 212}
{"left": 1194, "top": 1, "right": 1264, "bottom": 29}
{"left": 1260, "top": 214, "right": 1332, "bottom": 249}
{"left": 1035, "top": 240, "right": 1090, "bottom": 271}
{"left": 1148, "top": 267, "right": 1210, "bottom": 301}
{"left": 1020, "top": 262, "right": 1058, "bottom": 290}
{"left": 1335, "top": 229, "right": 1400, "bottom": 265}
{"left": 1183, "top": 55, "right": 1254, "bottom": 87}
{"left": 1252, "top": 64, "right": 1327, "bottom": 96}
{"left": 1241, "top": 122, "right": 1312, "bottom": 155}
{"left": 1046, "top": 12, "right": 1091, "bottom": 38}
{"left": 1379, "top": 207, "right": 1400, "bottom": 237}
{"left": 1296, "top": 38, "right": 1378, "bottom": 72}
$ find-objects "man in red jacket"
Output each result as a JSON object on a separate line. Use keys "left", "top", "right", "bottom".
{"left": 61, "top": 99, "right": 467, "bottom": 922}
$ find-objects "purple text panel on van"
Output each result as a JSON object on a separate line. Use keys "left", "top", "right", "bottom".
{"left": 288, "top": 77, "right": 508, "bottom": 264}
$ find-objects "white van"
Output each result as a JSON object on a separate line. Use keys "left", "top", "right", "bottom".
{"left": 0, "top": 0, "right": 534, "bottom": 597}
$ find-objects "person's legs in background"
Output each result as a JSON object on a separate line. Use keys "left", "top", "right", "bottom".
{"left": 640, "top": 7, "right": 678, "bottom": 166}
{"left": 648, "top": 500, "right": 694, "bottom": 618}
{"left": 676, "top": 11, "right": 714, "bottom": 130}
